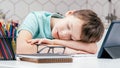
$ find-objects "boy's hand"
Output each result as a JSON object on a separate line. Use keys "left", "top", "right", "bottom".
{"left": 27, "top": 38, "right": 54, "bottom": 45}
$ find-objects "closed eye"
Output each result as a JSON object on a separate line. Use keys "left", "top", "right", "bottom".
{"left": 67, "top": 24, "right": 70, "bottom": 30}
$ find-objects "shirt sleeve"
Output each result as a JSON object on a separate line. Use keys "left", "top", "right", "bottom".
{"left": 17, "top": 12, "right": 39, "bottom": 37}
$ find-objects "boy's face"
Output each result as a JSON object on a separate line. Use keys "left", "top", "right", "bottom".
{"left": 52, "top": 15, "right": 84, "bottom": 41}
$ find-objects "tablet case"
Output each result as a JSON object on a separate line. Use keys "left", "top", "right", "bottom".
{"left": 98, "top": 21, "right": 120, "bottom": 59}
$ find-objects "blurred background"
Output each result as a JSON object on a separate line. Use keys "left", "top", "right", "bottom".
{"left": 0, "top": 0, "right": 120, "bottom": 26}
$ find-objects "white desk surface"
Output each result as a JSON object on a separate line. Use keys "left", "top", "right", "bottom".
{"left": 0, "top": 56, "right": 120, "bottom": 68}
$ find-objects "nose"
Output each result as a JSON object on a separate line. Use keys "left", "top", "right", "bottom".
{"left": 59, "top": 31, "right": 70, "bottom": 40}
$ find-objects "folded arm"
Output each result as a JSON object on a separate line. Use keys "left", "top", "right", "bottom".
{"left": 28, "top": 39, "right": 98, "bottom": 54}
{"left": 52, "top": 39, "right": 97, "bottom": 54}
{"left": 16, "top": 30, "right": 37, "bottom": 54}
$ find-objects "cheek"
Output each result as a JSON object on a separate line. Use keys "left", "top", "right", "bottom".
{"left": 59, "top": 31, "right": 70, "bottom": 39}
{"left": 73, "top": 32, "right": 81, "bottom": 40}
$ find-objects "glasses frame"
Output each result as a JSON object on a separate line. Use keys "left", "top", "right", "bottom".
{"left": 36, "top": 44, "right": 66, "bottom": 54}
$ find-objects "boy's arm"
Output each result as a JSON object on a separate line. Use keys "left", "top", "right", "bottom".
{"left": 52, "top": 39, "right": 97, "bottom": 54}
{"left": 16, "top": 30, "right": 37, "bottom": 54}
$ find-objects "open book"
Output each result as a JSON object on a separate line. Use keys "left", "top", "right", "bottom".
{"left": 17, "top": 53, "right": 73, "bottom": 63}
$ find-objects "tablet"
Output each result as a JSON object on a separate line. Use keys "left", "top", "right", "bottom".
{"left": 98, "top": 20, "right": 120, "bottom": 59}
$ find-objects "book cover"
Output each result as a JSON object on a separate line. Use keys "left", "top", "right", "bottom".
{"left": 18, "top": 53, "right": 73, "bottom": 63}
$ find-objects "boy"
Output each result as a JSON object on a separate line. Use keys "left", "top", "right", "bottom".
{"left": 17, "top": 9, "right": 104, "bottom": 54}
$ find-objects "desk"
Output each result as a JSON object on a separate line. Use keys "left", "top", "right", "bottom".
{"left": 0, "top": 57, "right": 120, "bottom": 68}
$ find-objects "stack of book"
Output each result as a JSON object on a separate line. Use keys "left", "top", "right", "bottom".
{"left": 18, "top": 53, "right": 73, "bottom": 63}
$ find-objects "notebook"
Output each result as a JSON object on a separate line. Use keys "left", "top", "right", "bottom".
{"left": 18, "top": 53, "right": 73, "bottom": 63}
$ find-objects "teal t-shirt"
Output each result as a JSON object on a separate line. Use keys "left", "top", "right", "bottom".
{"left": 17, "top": 11, "right": 63, "bottom": 39}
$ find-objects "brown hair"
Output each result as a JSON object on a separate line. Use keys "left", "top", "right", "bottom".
{"left": 73, "top": 9, "right": 104, "bottom": 43}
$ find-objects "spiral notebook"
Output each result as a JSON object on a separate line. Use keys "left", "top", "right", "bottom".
{"left": 18, "top": 53, "right": 73, "bottom": 63}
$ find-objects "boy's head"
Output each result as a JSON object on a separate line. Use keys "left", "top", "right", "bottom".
{"left": 52, "top": 9, "right": 104, "bottom": 43}
{"left": 72, "top": 9, "right": 104, "bottom": 43}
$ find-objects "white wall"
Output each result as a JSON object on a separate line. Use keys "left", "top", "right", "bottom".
{"left": 0, "top": 0, "right": 120, "bottom": 24}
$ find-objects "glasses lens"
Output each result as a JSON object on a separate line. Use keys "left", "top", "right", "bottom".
{"left": 53, "top": 48, "right": 65, "bottom": 54}
{"left": 37, "top": 46, "right": 66, "bottom": 54}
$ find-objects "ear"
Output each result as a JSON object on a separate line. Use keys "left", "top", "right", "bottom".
{"left": 65, "top": 10, "right": 76, "bottom": 16}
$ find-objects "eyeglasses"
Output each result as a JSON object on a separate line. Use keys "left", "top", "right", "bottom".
{"left": 36, "top": 44, "right": 66, "bottom": 54}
